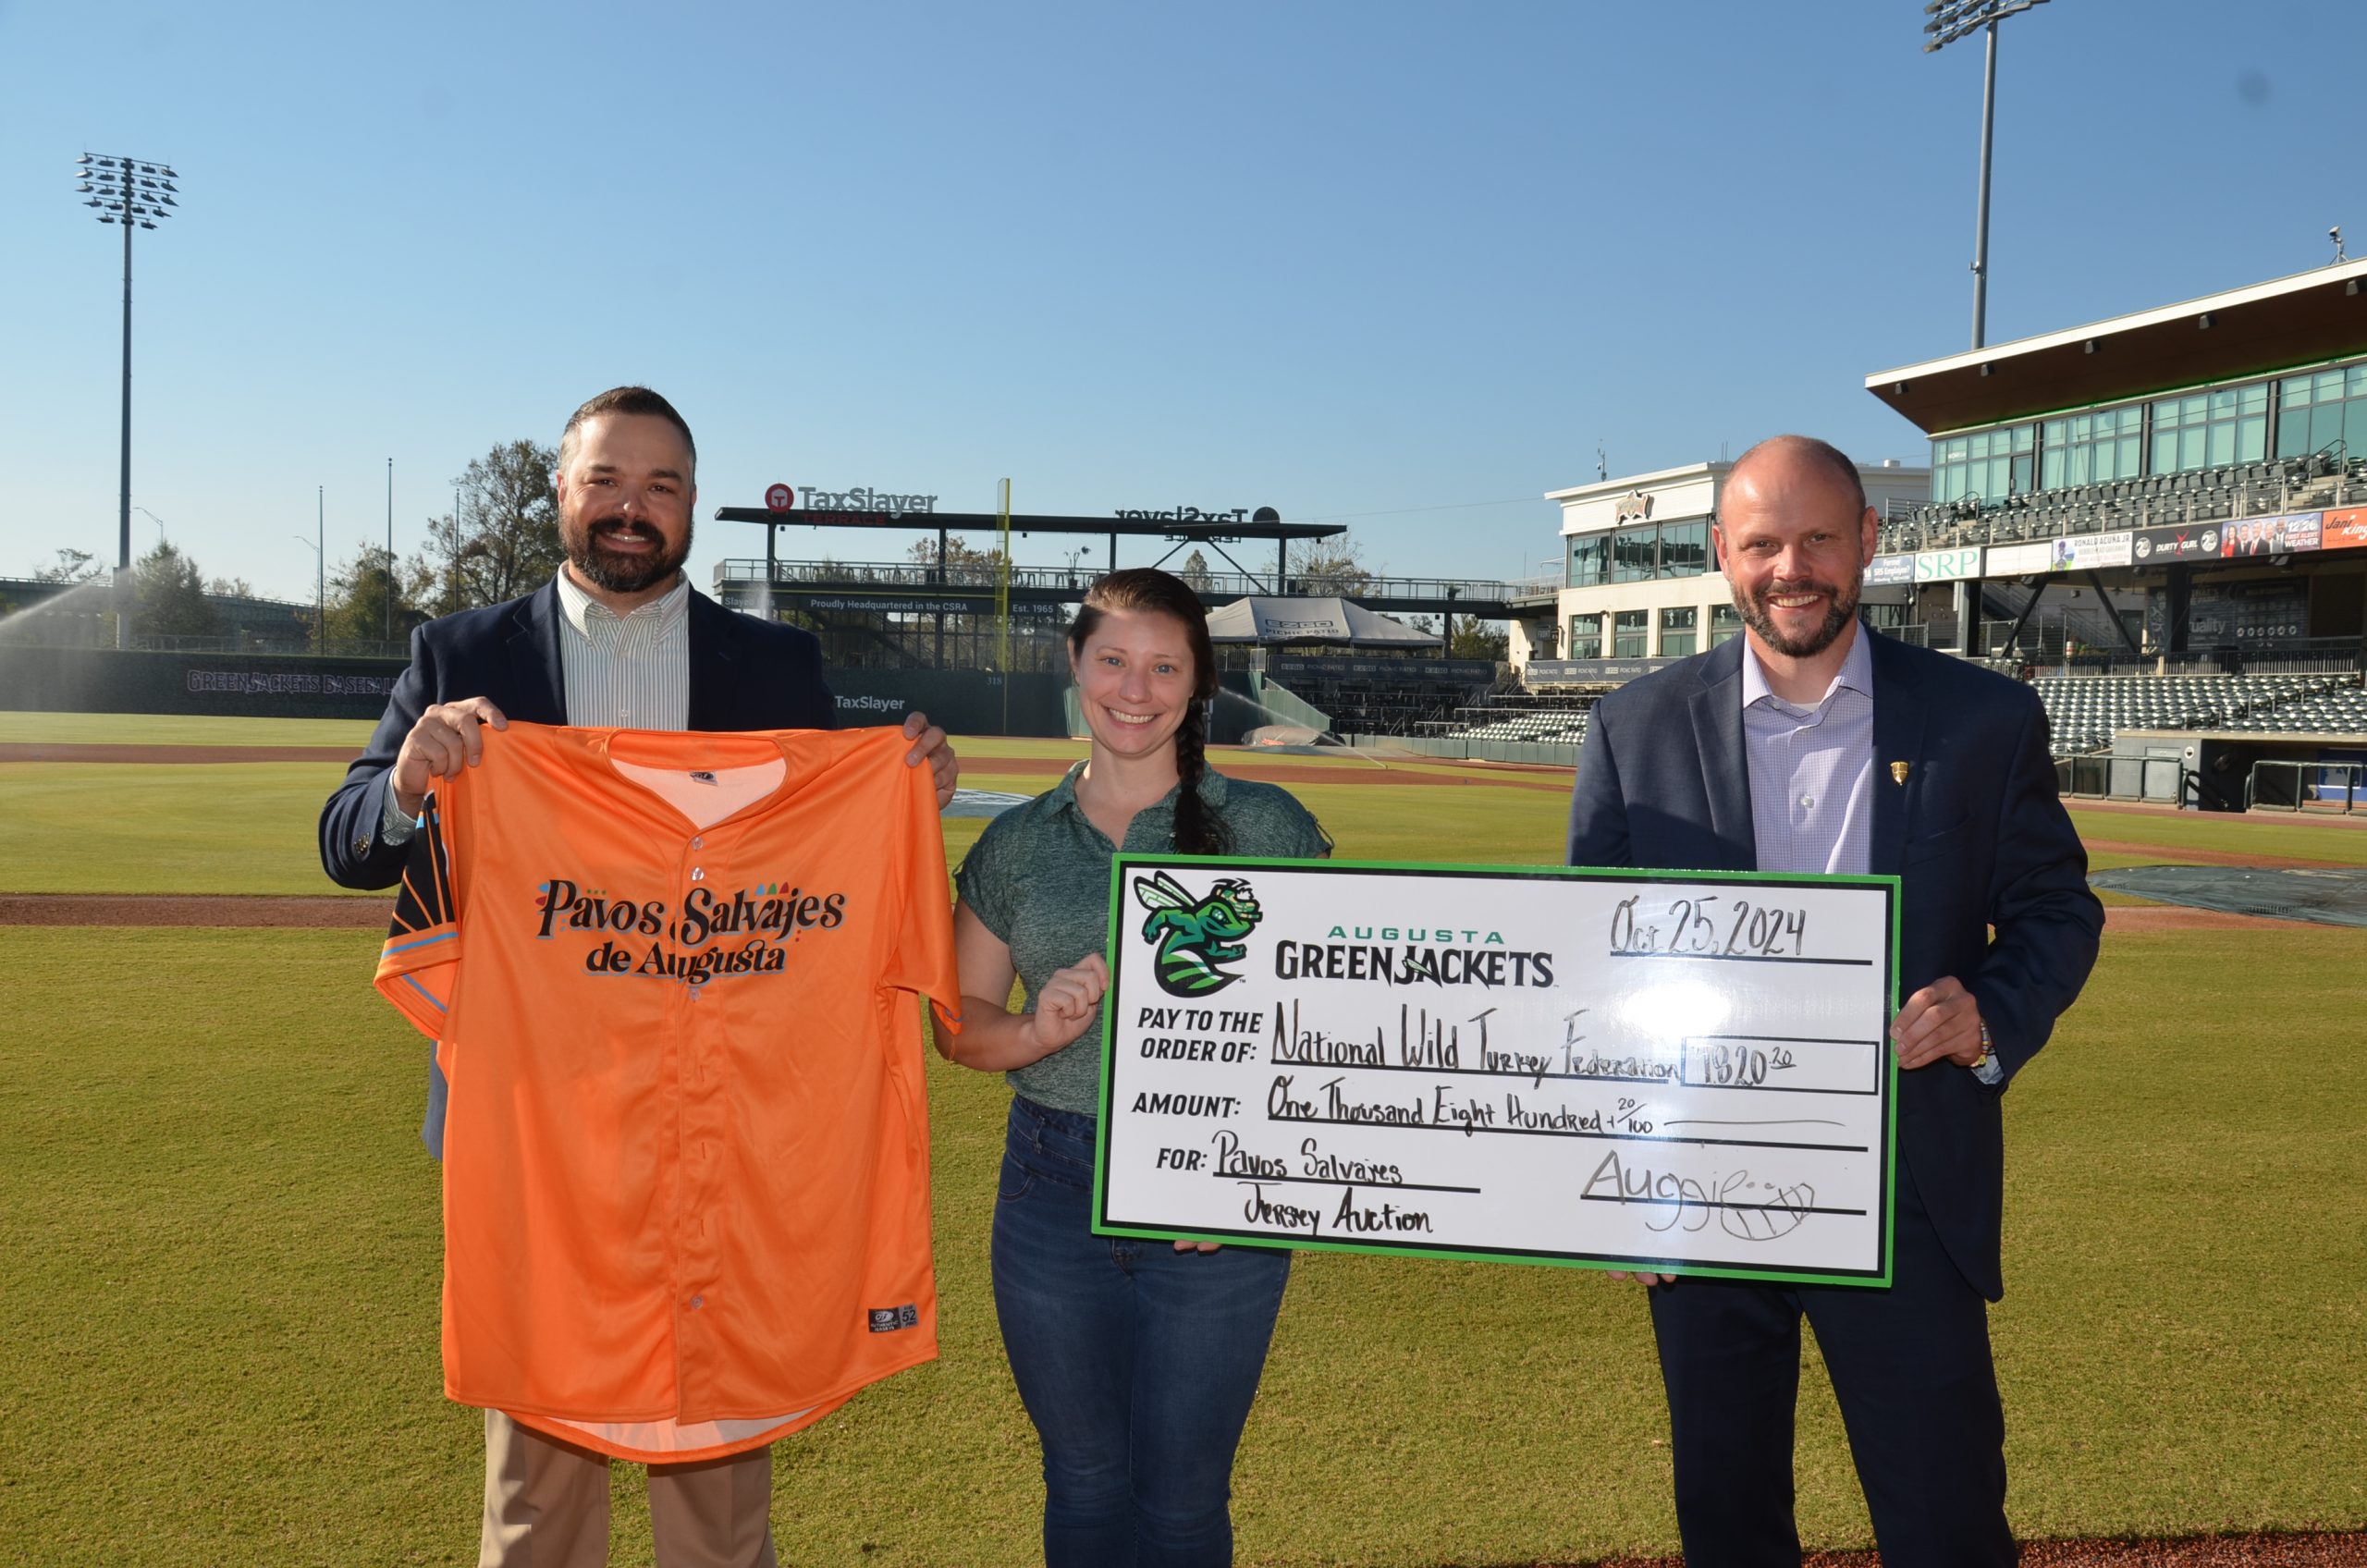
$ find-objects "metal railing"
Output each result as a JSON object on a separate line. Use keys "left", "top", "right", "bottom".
{"left": 713, "top": 558, "right": 1527, "bottom": 603}
{"left": 2247, "top": 759, "right": 2365, "bottom": 813}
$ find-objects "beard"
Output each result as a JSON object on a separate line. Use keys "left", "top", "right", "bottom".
{"left": 1735, "top": 572, "right": 1860, "bottom": 659}
{"left": 565, "top": 516, "right": 692, "bottom": 595}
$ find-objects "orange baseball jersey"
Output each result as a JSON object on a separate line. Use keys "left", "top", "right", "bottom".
{"left": 374, "top": 721, "right": 960, "bottom": 1464}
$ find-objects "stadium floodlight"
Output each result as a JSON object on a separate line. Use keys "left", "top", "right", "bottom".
{"left": 1921, "top": 0, "right": 2050, "bottom": 349}
{"left": 71, "top": 151, "right": 181, "bottom": 646}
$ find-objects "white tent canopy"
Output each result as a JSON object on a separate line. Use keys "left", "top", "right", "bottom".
{"left": 1203, "top": 596, "right": 1435, "bottom": 647}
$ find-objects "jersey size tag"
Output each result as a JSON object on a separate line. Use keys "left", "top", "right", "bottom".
{"left": 689, "top": 770, "right": 719, "bottom": 786}
{"left": 866, "top": 1304, "right": 920, "bottom": 1333}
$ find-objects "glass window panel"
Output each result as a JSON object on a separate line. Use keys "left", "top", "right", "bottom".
{"left": 2181, "top": 427, "right": 2206, "bottom": 470}
{"left": 2238, "top": 416, "right": 2266, "bottom": 463}
{"left": 2044, "top": 418, "right": 2067, "bottom": 446}
{"left": 2318, "top": 371, "right": 2345, "bottom": 400}
{"left": 1613, "top": 526, "right": 1657, "bottom": 582}
{"left": 2277, "top": 416, "right": 2312, "bottom": 459}
{"left": 2312, "top": 404, "right": 2345, "bottom": 453}
{"left": 2282, "top": 379, "right": 2310, "bottom": 410}
{"left": 2347, "top": 398, "right": 2367, "bottom": 458}
{"left": 2206, "top": 422, "right": 2235, "bottom": 467}
{"left": 2239, "top": 383, "right": 2268, "bottom": 414}
{"left": 1660, "top": 521, "right": 1708, "bottom": 579}
{"left": 1660, "top": 633, "right": 1697, "bottom": 657}
{"left": 2348, "top": 364, "right": 2367, "bottom": 396}
{"left": 2210, "top": 387, "right": 2238, "bottom": 417}
{"left": 2120, "top": 406, "right": 2146, "bottom": 434}
{"left": 2153, "top": 431, "right": 2180, "bottom": 472}
{"left": 1661, "top": 606, "right": 1698, "bottom": 631}
{"left": 2013, "top": 423, "right": 2035, "bottom": 452}
{"left": 2042, "top": 449, "right": 2065, "bottom": 489}
{"left": 2011, "top": 453, "right": 2033, "bottom": 493}
{"left": 2117, "top": 435, "right": 2140, "bottom": 476}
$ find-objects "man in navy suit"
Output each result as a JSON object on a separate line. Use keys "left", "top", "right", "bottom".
{"left": 1566, "top": 435, "right": 2102, "bottom": 1567}
{"left": 318, "top": 386, "right": 955, "bottom": 1568}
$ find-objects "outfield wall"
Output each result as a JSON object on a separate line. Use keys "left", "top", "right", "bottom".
{"left": 0, "top": 645, "right": 1072, "bottom": 736}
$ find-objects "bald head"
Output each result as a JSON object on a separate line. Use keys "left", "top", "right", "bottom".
{"left": 1727, "top": 435, "right": 1867, "bottom": 516}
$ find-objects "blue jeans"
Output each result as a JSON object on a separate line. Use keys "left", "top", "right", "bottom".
{"left": 990, "top": 1096, "right": 1291, "bottom": 1568}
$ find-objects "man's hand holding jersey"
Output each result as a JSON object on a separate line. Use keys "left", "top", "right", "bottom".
{"left": 387, "top": 699, "right": 961, "bottom": 821}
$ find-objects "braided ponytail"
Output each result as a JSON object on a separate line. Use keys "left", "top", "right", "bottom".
{"left": 1170, "top": 693, "right": 1231, "bottom": 856}
{"left": 1067, "top": 567, "right": 1229, "bottom": 854}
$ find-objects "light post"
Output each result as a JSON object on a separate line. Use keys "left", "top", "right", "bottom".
{"left": 1922, "top": 1, "right": 2050, "bottom": 350}
{"left": 73, "top": 153, "right": 178, "bottom": 647}
{"left": 133, "top": 506, "right": 167, "bottom": 546}
{"left": 294, "top": 530, "right": 323, "bottom": 654}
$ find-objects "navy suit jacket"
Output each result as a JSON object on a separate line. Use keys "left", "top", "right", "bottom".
{"left": 1565, "top": 630, "right": 2101, "bottom": 1300}
{"left": 318, "top": 580, "right": 835, "bottom": 890}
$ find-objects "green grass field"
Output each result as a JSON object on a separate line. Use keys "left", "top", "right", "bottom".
{"left": 2, "top": 712, "right": 2361, "bottom": 1565}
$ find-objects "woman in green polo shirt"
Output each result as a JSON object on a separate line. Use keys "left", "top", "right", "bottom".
{"left": 949, "top": 568, "right": 1328, "bottom": 1567}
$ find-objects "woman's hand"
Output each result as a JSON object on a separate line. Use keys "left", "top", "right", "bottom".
{"left": 1025, "top": 954, "right": 1110, "bottom": 1053}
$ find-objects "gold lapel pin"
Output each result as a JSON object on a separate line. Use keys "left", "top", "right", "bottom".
{"left": 1890, "top": 761, "right": 1910, "bottom": 786}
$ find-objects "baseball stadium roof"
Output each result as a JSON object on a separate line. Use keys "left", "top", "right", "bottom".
{"left": 1866, "top": 258, "right": 2367, "bottom": 435}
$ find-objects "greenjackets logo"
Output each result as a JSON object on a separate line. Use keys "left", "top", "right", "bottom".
{"left": 1134, "top": 871, "right": 1263, "bottom": 997}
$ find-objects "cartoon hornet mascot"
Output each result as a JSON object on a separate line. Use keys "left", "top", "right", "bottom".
{"left": 1133, "top": 872, "right": 1262, "bottom": 997}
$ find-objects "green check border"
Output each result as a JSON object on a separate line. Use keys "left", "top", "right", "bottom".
{"left": 1092, "top": 852, "right": 1902, "bottom": 1291}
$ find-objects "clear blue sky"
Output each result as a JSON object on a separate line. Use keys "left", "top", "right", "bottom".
{"left": 6, "top": 0, "right": 2361, "bottom": 605}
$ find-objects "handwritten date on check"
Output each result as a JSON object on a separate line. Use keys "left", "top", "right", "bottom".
{"left": 1094, "top": 858, "right": 1901, "bottom": 1288}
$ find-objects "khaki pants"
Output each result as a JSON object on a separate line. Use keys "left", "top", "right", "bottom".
{"left": 478, "top": 1410, "right": 779, "bottom": 1568}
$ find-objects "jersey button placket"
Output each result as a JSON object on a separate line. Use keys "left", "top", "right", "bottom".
{"left": 675, "top": 835, "right": 726, "bottom": 1416}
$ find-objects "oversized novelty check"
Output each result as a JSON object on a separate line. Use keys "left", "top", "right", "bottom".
{"left": 1094, "top": 857, "right": 1901, "bottom": 1287}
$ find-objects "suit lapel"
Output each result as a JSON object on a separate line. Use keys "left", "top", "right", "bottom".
{"left": 1868, "top": 631, "right": 1924, "bottom": 876}
{"left": 510, "top": 582, "right": 568, "bottom": 725}
{"left": 1689, "top": 639, "right": 1757, "bottom": 872}
{"left": 685, "top": 588, "right": 735, "bottom": 732}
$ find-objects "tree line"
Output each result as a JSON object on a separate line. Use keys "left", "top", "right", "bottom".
{"left": 18, "top": 440, "right": 563, "bottom": 646}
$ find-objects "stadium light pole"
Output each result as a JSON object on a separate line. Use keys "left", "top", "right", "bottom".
{"left": 386, "top": 457, "right": 396, "bottom": 641}
{"left": 73, "top": 153, "right": 179, "bottom": 647}
{"left": 1923, "top": 0, "right": 2049, "bottom": 349}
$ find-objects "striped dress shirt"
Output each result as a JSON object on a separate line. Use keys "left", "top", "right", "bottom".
{"left": 378, "top": 571, "right": 692, "bottom": 846}
{"left": 1739, "top": 624, "right": 1875, "bottom": 877}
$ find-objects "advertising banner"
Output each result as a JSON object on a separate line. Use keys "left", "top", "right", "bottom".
{"left": 1523, "top": 658, "right": 1674, "bottom": 683}
{"left": 2324, "top": 508, "right": 2367, "bottom": 552}
{"left": 1096, "top": 857, "right": 1901, "bottom": 1287}
{"left": 2217, "top": 512, "right": 2321, "bottom": 557}
{"left": 2046, "top": 531, "right": 2134, "bottom": 571}
{"left": 1913, "top": 547, "right": 1982, "bottom": 582}
{"left": 2132, "top": 524, "right": 2223, "bottom": 564}
{"left": 1985, "top": 542, "right": 2051, "bottom": 576}
{"left": 1865, "top": 555, "right": 1914, "bottom": 587}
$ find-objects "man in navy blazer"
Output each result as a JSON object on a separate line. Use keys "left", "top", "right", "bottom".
{"left": 1566, "top": 436, "right": 2101, "bottom": 1567}
{"left": 318, "top": 386, "right": 958, "bottom": 1568}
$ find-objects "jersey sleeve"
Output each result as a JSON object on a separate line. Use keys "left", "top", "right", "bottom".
{"left": 887, "top": 761, "right": 963, "bottom": 1038}
{"left": 374, "top": 786, "right": 462, "bottom": 1039}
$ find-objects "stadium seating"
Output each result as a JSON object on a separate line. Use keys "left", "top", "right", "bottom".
{"left": 1873, "top": 455, "right": 2367, "bottom": 557}
{"left": 2030, "top": 672, "right": 2364, "bottom": 755}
